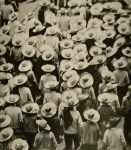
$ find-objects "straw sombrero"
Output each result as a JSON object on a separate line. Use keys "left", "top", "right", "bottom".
{"left": 87, "top": 18, "right": 103, "bottom": 28}
{"left": 18, "top": 60, "right": 32, "bottom": 72}
{"left": 103, "top": 12, "right": 115, "bottom": 24}
{"left": 0, "top": 63, "right": 13, "bottom": 72}
{"left": 21, "top": 102, "right": 39, "bottom": 114}
{"left": 0, "top": 34, "right": 10, "bottom": 45}
{"left": 0, "top": 25, "right": 11, "bottom": 34}
{"left": 98, "top": 93, "right": 113, "bottom": 104}
{"left": 60, "top": 60, "right": 74, "bottom": 72}
{"left": 61, "top": 48, "right": 74, "bottom": 59}
{"left": 9, "top": 12, "right": 18, "bottom": 21}
{"left": 103, "top": 2, "right": 113, "bottom": 10}
{"left": 46, "top": 26, "right": 59, "bottom": 35}
{"left": 26, "top": 36, "right": 37, "bottom": 46}
{"left": 0, "top": 44, "right": 6, "bottom": 56}
{"left": 102, "top": 23, "right": 114, "bottom": 30}
{"left": 0, "top": 115, "right": 11, "bottom": 128}
{"left": 79, "top": 72, "right": 94, "bottom": 88}
{"left": 72, "top": 34, "right": 85, "bottom": 42}
{"left": 0, "top": 97, "right": 5, "bottom": 107}
{"left": 41, "top": 64, "right": 56, "bottom": 72}
{"left": 41, "top": 102, "right": 57, "bottom": 118}
{"left": 122, "top": 47, "right": 131, "bottom": 57}
{"left": 89, "top": 46, "right": 102, "bottom": 57}
{"left": 33, "top": 25, "right": 45, "bottom": 33}
{"left": 22, "top": 45, "right": 36, "bottom": 57}
{"left": 12, "top": 38, "right": 24, "bottom": 47}
{"left": 44, "top": 81, "right": 59, "bottom": 89}
{"left": 85, "top": 28, "right": 97, "bottom": 39}
{"left": 62, "top": 70, "right": 77, "bottom": 81}
{"left": 103, "top": 83, "right": 118, "bottom": 92}
{"left": 95, "top": 40, "right": 106, "bottom": 48}
{"left": 36, "top": 119, "right": 51, "bottom": 130}
{"left": 106, "top": 46, "right": 118, "bottom": 58}
{"left": 113, "top": 37, "right": 126, "bottom": 48}
{"left": 90, "top": 54, "right": 106, "bottom": 65}
{"left": 90, "top": 3, "right": 103, "bottom": 16}
{"left": 73, "top": 44, "right": 87, "bottom": 55}
{"left": 62, "top": 90, "right": 79, "bottom": 107}
{"left": 118, "top": 23, "right": 131, "bottom": 35}
{"left": 11, "top": 138, "right": 29, "bottom": 150}
{"left": 42, "top": 49, "right": 55, "bottom": 61}
{"left": 13, "top": 74, "right": 28, "bottom": 86}
{"left": 113, "top": 58, "right": 128, "bottom": 69}
{"left": 67, "top": 74, "right": 80, "bottom": 88}
{"left": 104, "top": 30, "right": 116, "bottom": 38}
{"left": 39, "top": 44, "right": 53, "bottom": 53}
{"left": 4, "top": 94, "right": 19, "bottom": 104}
{"left": 60, "top": 39, "right": 74, "bottom": 49}
{"left": 117, "top": 17, "right": 130, "bottom": 25}
{"left": 15, "top": 25, "right": 26, "bottom": 33}
{"left": 0, "top": 127, "right": 13, "bottom": 142}
{"left": 83, "top": 109, "right": 100, "bottom": 122}
{"left": 74, "top": 61, "right": 89, "bottom": 70}
{"left": 74, "top": 18, "right": 86, "bottom": 30}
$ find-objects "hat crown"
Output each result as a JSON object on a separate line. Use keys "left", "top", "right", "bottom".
{"left": 65, "top": 65, "right": 70, "bottom": 69}
{"left": 9, "top": 97, "right": 15, "bottom": 102}
{"left": 126, "top": 49, "right": 131, "bottom": 54}
{"left": 2, "top": 131, "right": 9, "bottom": 138}
{"left": 17, "top": 79, "right": 24, "bottom": 83}
{"left": 78, "top": 64, "right": 83, "bottom": 69}
{"left": 93, "top": 49, "right": 98, "bottom": 54}
{"left": 71, "top": 80, "right": 76, "bottom": 85}
{"left": 118, "top": 61, "right": 123, "bottom": 66}
{"left": 65, "top": 42, "right": 69, "bottom": 47}
{"left": 0, "top": 115, "right": 5, "bottom": 122}
{"left": 28, "top": 41, "right": 34, "bottom": 45}
{"left": 67, "top": 100, "right": 74, "bottom": 107}
{"left": 83, "top": 77, "right": 89, "bottom": 82}
{"left": 77, "top": 21, "right": 82, "bottom": 25}
{"left": 1, "top": 40, "right": 5, "bottom": 44}
{"left": 15, "top": 145, "right": 23, "bottom": 150}
{"left": 102, "top": 97, "right": 108, "bottom": 103}
{"left": 89, "top": 32, "right": 93, "bottom": 37}
{"left": 65, "top": 53, "right": 71, "bottom": 57}
{"left": 22, "top": 63, "right": 28, "bottom": 67}
{"left": 46, "top": 53, "right": 52, "bottom": 58}
{"left": 45, "top": 107, "right": 51, "bottom": 112}
{"left": 87, "top": 112, "right": 94, "bottom": 119}
{"left": 107, "top": 32, "right": 111, "bottom": 36}
{"left": 3, "top": 65, "right": 8, "bottom": 70}
{"left": 25, "top": 106, "right": 33, "bottom": 112}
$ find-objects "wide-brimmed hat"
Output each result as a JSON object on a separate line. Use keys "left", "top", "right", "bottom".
{"left": 46, "top": 26, "right": 59, "bottom": 35}
{"left": 44, "top": 81, "right": 59, "bottom": 89}
{"left": 0, "top": 44, "right": 6, "bottom": 56}
{"left": 11, "top": 138, "right": 29, "bottom": 150}
{"left": 24, "top": 12, "right": 34, "bottom": 20}
{"left": 39, "top": 44, "right": 53, "bottom": 53}
{"left": 0, "top": 127, "right": 13, "bottom": 142}
{"left": 0, "top": 72, "right": 12, "bottom": 80}
{"left": 67, "top": 74, "right": 79, "bottom": 88}
{"left": 0, "top": 34, "right": 10, "bottom": 45}
{"left": 113, "top": 58, "right": 128, "bottom": 69}
{"left": 102, "top": 23, "right": 114, "bottom": 30}
{"left": 0, "top": 115, "right": 11, "bottom": 128}
{"left": 36, "top": 119, "right": 51, "bottom": 130}
{"left": 73, "top": 44, "right": 87, "bottom": 55}
{"left": 113, "top": 37, "right": 126, "bottom": 48}
{"left": 74, "top": 61, "right": 89, "bottom": 70}
{"left": 62, "top": 90, "right": 79, "bottom": 107}
{"left": 95, "top": 40, "right": 106, "bottom": 48}
{"left": 0, "top": 25, "right": 11, "bottom": 34}
{"left": 106, "top": 117, "right": 121, "bottom": 128}
{"left": 85, "top": 28, "right": 97, "bottom": 39}
{"left": 21, "top": 102, "right": 39, "bottom": 114}
{"left": 0, "top": 97, "right": 5, "bottom": 106}
{"left": 89, "top": 46, "right": 102, "bottom": 57}
{"left": 60, "top": 60, "right": 74, "bottom": 72}
{"left": 68, "top": 0, "right": 77, "bottom": 7}
{"left": 62, "top": 70, "right": 77, "bottom": 81}
{"left": 117, "top": 17, "right": 129, "bottom": 25}
{"left": 12, "top": 38, "right": 24, "bottom": 47}
{"left": 61, "top": 49, "right": 74, "bottom": 59}
{"left": 104, "top": 83, "right": 118, "bottom": 92}
{"left": 13, "top": 74, "right": 28, "bottom": 86}
{"left": 103, "top": 13, "right": 115, "bottom": 24}
{"left": 33, "top": 25, "right": 45, "bottom": 33}
{"left": 106, "top": 46, "right": 118, "bottom": 58}
{"left": 118, "top": 23, "right": 131, "bottom": 35}
{"left": 104, "top": 30, "right": 116, "bottom": 38}
{"left": 18, "top": 60, "right": 32, "bottom": 72}
{"left": 103, "top": 2, "right": 113, "bottom": 10}
{"left": 15, "top": 25, "right": 26, "bottom": 33}
{"left": 98, "top": 93, "right": 113, "bottom": 104}
{"left": 60, "top": 39, "right": 74, "bottom": 49}
{"left": 74, "top": 18, "right": 86, "bottom": 30}
{"left": 90, "top": 3, "right": 103, "bottom": 16}
{"left": 41, "top": 64, "right": 56, "bottom": 72}
{"left": 72, "top": 34, "right": 85, "bottom": 42}
{"left": 42, "top": 49, "right": 55, "bottom": 61}
{"left": 83, "top": 109, "right": 100, "bottom": 122}
{"left": 41, "top": 102, "right": 57, "bottom": 118}
{"left": 0, "top": 63, "right": 13, "bottom": 72}
{"left": 22, "top": 45, "right": 36, "bottom": 57}
{"left": 87, "top": 18, "right": 103, "bottom": 28}
{"left": 9, "top": 12, "right": 18, "bottom": 21}
{"left": 73, "top": 51, "right": 88, "bottom": 61}
{"left": 4, "top": 94, "right": 19, "bottom": 104}
{"left": 90, "top": 54, "right": 106, "bottom": 65}
{"left": 101, "top": 71, "right": 112, "bottom": 82}
{"left": 26, "top": 36, "right": 37, "bottom": 46}
{"left": 39, "top": 0, "right": 50, "bottom": 6}
{"left": 122, "top": 47, "right": 131, "bottom": 57}
{"left": 59, "top": 7, "right": 68, "bottom": 14}
{"left": 79, "top": 72, "right": 94, "bottom": 88}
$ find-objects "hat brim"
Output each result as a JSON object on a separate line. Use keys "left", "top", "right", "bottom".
{"left": 0, "top": 128, "right": 13, "bottom": 142}
{"left": 103, "top": 84, "right": 118, "bottom": 92}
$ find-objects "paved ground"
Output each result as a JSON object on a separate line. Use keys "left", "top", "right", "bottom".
{"left": 18, "top": 1, "right": 131, "bottom": 149}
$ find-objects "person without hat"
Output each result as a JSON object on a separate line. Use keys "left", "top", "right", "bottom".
{"left": 33, "top": 119, "right": 57, "bottom": 150}
{"left": 4, "top": 94, "right": 23, "bottom": 136}
{"left": 58, "top": 90, "right": 83, "bottom": 150}
{"left": 80, "top": 109, "right": 102, "bottom": 150}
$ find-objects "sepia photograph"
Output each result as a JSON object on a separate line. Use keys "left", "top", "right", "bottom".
{"left": 0, "top": 0, "right": 131, "bottom": 149}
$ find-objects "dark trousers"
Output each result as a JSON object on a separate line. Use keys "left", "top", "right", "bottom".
{"left": 81, "top": 144, "right": 98, "bottom": 150}
{"left": 64, "top": 133, "right": 80, "bottom": 150}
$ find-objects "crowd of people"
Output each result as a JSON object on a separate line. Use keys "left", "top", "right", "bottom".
{"left": 0, "top": 0, "right": 131, "bottom": 149}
